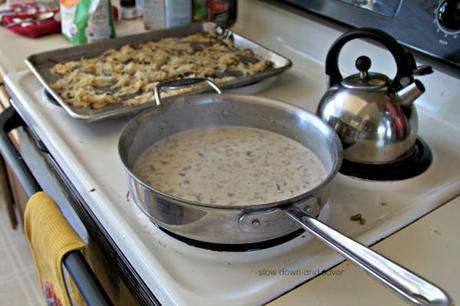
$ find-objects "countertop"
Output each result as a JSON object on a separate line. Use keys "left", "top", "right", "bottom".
{"left": 0, "top": 16, "right": 145, "bottom": 77}
{"left": 0, "top": 8, "right": 459, "bottom": 306}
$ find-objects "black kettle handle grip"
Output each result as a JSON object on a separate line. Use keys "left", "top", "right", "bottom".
{"left": 325, "top": 28, "right": 413, "bottom": 91}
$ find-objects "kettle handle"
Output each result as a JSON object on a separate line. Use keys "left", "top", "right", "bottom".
{"left": 325, "top": 28, "right": 414, "bottom": 91}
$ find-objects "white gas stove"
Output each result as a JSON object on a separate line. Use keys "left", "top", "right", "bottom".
{"left": 5, "top": 1, "right": 460, "bottom": 305}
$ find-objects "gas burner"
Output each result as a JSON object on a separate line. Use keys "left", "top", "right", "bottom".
{"left": 160, "top": 227, "right": 305, "bottom": 252}
{"left": 340, "top": 138, "right": 432, "bottom": 181}
{"left": 44, "top": 89, "right": 61, "bottom": 107}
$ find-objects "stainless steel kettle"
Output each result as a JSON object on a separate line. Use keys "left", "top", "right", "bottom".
{"left": 317, "top": 28, "right": 433, "bottom": 164}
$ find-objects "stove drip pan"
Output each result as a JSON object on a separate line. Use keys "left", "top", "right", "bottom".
{"left": 340, "top": 138, "right": 432, "bottom": 181}
{"left": 160, "top": 227, "right": 305, "bottom": 252}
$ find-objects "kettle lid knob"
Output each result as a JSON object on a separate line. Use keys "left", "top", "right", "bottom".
{"left": 355, "top": 56, "right": 371, "bottom": 79}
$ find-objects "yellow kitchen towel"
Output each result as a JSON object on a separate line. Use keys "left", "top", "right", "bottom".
{"left": 24, "top": 191, "right": 85, "bottom": 306}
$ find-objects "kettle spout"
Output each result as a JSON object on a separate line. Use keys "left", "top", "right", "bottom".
{"left": 397, "top": 79, "right": 425, "bottom": 107}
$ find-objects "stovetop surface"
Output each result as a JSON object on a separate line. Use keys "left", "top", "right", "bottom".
{"left": 6, "top": 2, "right": 460, "bottom": 305}
{"left": 7, "top": 69, "right": 460, "bottom": 305}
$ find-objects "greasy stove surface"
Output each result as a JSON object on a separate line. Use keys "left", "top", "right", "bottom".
{"left": 6, "top": 2, "right": 460, "bottom": 305}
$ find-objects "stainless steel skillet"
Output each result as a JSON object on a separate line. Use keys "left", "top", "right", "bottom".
{"left": 118, "top": 79, "right": 453, "bottom": 306}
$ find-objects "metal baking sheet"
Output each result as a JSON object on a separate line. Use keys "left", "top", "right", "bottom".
{"left": 25, "top": 23, "right": 292, "bottom": 122}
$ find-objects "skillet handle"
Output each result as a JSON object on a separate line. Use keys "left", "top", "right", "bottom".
{"left": 154, "top": 78, "right": 222, "bottom": 106}
{"left": 285, "top": 205, "right": 454, "bottom": 306}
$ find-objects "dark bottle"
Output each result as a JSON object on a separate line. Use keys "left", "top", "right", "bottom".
{"left": 208, "top": 0, "right": 237, "bottom": 27}
{"left": 228, "top": 0, "right": 237, "bottom": 27}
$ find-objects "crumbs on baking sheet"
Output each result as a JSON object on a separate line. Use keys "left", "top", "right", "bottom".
{"left": 50, "top": 32, "right": 272, "bottom": 110}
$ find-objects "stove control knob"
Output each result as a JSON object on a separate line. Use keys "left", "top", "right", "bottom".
{"left": 436, "top": 0, "right": 460, "bottom": 34}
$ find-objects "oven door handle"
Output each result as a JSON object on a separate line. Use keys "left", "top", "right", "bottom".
{"left": 0, "top": 106, "right": 112, "bottom": 306}
{"left": 0, "top": 106, "right": 40, "bottom": 197}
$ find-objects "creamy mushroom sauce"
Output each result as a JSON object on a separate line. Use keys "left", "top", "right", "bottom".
{"left": 133, "top": 126, "right": 326, "bottom": 206}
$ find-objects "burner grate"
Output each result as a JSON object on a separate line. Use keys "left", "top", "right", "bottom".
{"left": 340, "top": 138, "right": 432, "bottom": 181}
